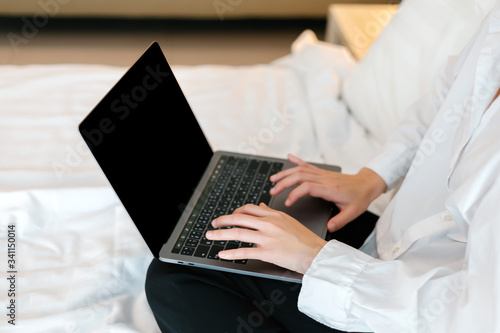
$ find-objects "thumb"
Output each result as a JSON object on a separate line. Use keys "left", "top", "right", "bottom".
{"left": 327, "top": 207, "right": 359, "bottom": 232}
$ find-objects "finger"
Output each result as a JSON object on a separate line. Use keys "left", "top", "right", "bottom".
{"left": 284, "top": 181, "right": 330, "bottom": 206}
{"left": 206, "top": 227, "right": 260, "bottom": 244}
{"left": 258, "top": 202, "right": 270, "bottom": 209}
{"left": 270, "top": 170, "right": 321, "bottom": 196}
{"left": 269, "top": 166, "right": 301, "bottom": 183}
{"left": 287, "top": 153, "right": 309, "bottom": 166}
{"left": 327, "top": 206, "right": 361, "bottom": 232}
{"left": 270, "top": 160, "right": 320, "bottom": 183}
{"left": 287, "top": 154, "right": 321, "bottom": 173}
{"left": 231, "top": 203, "right": 272, "bottom": 217}
{"left": 218, "top": 246, "right": 263, "bottom": 261}
{"left": 212, "top": 213, "right": 260, "bottom": 230}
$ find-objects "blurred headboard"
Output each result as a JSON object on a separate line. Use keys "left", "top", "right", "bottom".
{"left": 1, "top": 0, "right": 400, "bottom": 20}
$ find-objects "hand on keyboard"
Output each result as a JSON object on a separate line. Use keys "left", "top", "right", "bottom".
{"left": 206, "top": 203, "right": 327, "bottom": 275}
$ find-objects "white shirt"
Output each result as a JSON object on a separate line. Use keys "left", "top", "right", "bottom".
{"left": 298, "top": 3, "right": 500, "bottom": 332}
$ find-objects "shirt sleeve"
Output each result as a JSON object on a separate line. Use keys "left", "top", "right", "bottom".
{"left": 298, "top": 175, "right": 500, "bottom": 333}
{"left": 365, "top": 54, "right": 460, "bottom": 190}
{"left": 298, "top": 237, "right": 466, "bottom": 332}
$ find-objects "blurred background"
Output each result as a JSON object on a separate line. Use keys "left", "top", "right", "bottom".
{"left": 0, "top": 0, "right": 398, "bottom": 66}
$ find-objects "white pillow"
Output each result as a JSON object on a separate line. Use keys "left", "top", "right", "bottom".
{"left": 342, "top": 0, "right": 496, "bottom": 144}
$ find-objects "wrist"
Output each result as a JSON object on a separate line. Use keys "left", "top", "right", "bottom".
{"left": 357, "top": 167, "right": 387, "bottom": 201}
{"left": 299, "top": 239, "right": 327, "bottom": 275}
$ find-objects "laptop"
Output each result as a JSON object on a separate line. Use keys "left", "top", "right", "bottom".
{"left": 79, "top": 42, "right": 340, "bottom": 283}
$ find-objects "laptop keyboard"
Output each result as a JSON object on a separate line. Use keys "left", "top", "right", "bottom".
{"left": 172, "top": 155, "right": 284, "bottom": 264}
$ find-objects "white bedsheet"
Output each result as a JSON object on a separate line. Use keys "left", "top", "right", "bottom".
{"left": 0, "top": 31, "right": 389, "bottom": 332}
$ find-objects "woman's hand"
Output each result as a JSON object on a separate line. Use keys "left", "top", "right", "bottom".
{"left": 270, "top": 154, "right": 386, "bottom": 232}
{"left": 206, "top": 203, "right": 327, "bottom": 275}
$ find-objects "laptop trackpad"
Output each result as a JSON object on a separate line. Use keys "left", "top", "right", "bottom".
{"left": 270, "top": 187, "right": 334, "bottom": 240}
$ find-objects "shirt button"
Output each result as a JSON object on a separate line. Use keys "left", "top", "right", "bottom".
{"left": 444, "top": 215, "right": 453, "bottom": 222}
{"left": 392, "top": 247, "right": 400, "bottom": 255}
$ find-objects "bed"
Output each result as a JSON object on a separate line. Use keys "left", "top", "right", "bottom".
{"left": 0, "top": 0, "right": 492, "bottom": 331}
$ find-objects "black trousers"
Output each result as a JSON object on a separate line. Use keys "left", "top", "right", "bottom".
{"left": 145, "top": 211, "right": 378, "bottom": 333}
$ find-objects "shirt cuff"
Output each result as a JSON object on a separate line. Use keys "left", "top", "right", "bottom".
{"left": 298, "top": 240, "right": 374, "bottom": 332}
{"left": 365, "top": 142, "right": 414, "bottom": 191}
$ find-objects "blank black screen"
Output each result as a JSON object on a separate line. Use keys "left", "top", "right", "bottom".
{"left": 79, "top": 42, "right": 214, "bottom": 257}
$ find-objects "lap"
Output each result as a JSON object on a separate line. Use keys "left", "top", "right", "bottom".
{"left": 145, "top": 210, "right": 378, "bottom": 333}
{"left": 146, "top": 260, "right": 337, "bottom": 333}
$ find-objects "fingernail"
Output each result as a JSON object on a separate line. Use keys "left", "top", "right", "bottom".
{"left": 206, "top": 231, "right": 213, "bottom": 239}
{"left": 285, "top": 199, "right": 291, "bottom": 206}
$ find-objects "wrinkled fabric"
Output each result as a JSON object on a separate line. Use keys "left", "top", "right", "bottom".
{"left": 299, "top": 4, "right": 500, "bottom": 332}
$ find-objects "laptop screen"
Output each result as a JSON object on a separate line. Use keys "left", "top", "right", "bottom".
{"left": 79, "top": 42, "right": 214, "bottom": 257}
